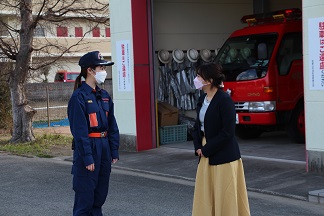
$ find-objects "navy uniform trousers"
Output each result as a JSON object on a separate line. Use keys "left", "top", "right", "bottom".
{"left": 72, "top": 137, "right": 111, "bottom": 216}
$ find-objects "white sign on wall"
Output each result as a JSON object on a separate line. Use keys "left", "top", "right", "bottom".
{"left": 116, "top": 40, "right": 132, "bottom": 92}
{"left": 308, "top": 17, "right": 324, "bottom": 90}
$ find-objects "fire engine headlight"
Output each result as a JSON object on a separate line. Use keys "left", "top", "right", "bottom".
{"left": 248, "top": 101, "right": 276, "bottom": 112}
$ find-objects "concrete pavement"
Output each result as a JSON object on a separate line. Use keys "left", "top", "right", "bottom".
{"left": 2, "top": 152, "right": 324, "bottom": 216}
{"left": 30, "top": 127, "right": 324, "bottom": 204}
{"left": 109, "top": 131, "right": 324, "bottom": 204}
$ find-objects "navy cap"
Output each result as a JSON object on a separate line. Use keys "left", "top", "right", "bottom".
{"left": 79, "top": 51, "right": 114, "bottom": 68}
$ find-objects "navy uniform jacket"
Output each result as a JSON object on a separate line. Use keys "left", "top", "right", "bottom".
{"left": 192, "top": 89, "right": 241, "bottom": 165}
{"left": 68, "top": 82, "right": 119, "bottom": 167}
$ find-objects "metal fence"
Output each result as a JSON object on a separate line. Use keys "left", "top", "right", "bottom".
{"left": 26, "top": 80, "right": 113, "bottom": 128}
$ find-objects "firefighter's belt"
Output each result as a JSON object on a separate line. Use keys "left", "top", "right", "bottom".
{"left": 88, "top": 132, "right": 107, "bottom": 138}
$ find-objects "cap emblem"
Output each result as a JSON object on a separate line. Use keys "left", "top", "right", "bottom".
{"left": 98, "top": 52, "right": 104, "bottom": 60}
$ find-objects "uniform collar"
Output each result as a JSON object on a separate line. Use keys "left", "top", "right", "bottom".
{"left": 81, "top": 82, "right": 102, "bottom": 95}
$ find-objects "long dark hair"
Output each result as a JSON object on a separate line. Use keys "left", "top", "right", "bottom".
{"left": 73, "top": 66, "right": 96, "bottom": 90}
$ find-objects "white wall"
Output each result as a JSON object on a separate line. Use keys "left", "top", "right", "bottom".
{"left": 153, "top": 0, "right": 253, "bottom": 51}
{"left": 110, "top": 0, "right": 137, "bottom": 136}
{"left": 303, "top": 0, "right": 324, "bottom": 152}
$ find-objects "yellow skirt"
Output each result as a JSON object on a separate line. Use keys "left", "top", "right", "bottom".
{"left": 192, "top": 138, "right": 250, "bottom": 216}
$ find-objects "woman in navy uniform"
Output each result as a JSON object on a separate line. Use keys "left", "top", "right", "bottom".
{"left": 68, "top": 51, "right": 119, "bottom": 216}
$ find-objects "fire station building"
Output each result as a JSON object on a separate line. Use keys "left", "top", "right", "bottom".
{"left": 108, "top": 0, "right": 324, "bottom": 174}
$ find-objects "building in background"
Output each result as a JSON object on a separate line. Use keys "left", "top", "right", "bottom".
{"left": 109, "top": 0, "right": 324, "bottom": 175}
{"left": 0, "top": 0, "right": 112, "bottom": 83}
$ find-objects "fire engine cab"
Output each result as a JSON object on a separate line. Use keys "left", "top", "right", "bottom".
{"left": 214, "top": 8, "right": 304, "bottom": 143}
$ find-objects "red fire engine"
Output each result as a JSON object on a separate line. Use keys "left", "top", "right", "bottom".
{"left": 214, "top": 8, "right": 304, "bottom": 143}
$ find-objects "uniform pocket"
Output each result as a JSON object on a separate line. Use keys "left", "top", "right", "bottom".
{"left": 89, "top": 113, "right": 98, "bottom": 127}
{"left": 72, "top": 157, "right": 88, "bottom": 177}
{"left": 101, "top": 99, "right": 110, "bottom": 118}
{"left": 102, "top": 99, "right": 110, "bottom": 113}
{"left": 86, "top": 102, "right": 100, "bottom": 128}
{"left": 72, "top": 165, "right": 88, "bottom": 176}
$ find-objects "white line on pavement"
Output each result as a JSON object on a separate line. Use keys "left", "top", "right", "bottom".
{"left": 242, "top": 155, "right": 306, "bottom": 165}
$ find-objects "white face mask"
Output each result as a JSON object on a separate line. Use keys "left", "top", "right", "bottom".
{"left": 193, "top": 76, "right": 207, "bottom": 90}
{"left": 93, "top": 70, "right": 107, "bottom": 84}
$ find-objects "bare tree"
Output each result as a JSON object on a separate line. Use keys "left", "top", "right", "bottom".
{"left": 0, "top": 61, "right": 13, "bottom": 131}
{"left": 0, "top": 0, "right": 110, "bottom": 142}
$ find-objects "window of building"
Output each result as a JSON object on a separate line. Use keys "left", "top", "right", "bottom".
{"left": 75, "top": 27, "right": 83, "bottom": 37}
{"left": 92, "top": 27, "right": 100, "bottom": 37}
{"left": 57, "top": 26, "right": 68, "bottom": 37}
{"left": 105, "top": 28, "right": 110, "bottom": 37}
{"left": 34, "top": 26, "right": 45, "bottom": 37}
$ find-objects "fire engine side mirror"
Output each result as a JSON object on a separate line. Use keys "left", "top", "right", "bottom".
{"left": 257, "top": 43, "right": 268, "bottom": 60}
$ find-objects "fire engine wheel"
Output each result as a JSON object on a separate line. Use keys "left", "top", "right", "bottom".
{"left": 287, "top": 103, "right": 305, "bottom": 144}
{"left": 235, "top": 125, "right": 263, "bottom": 139}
